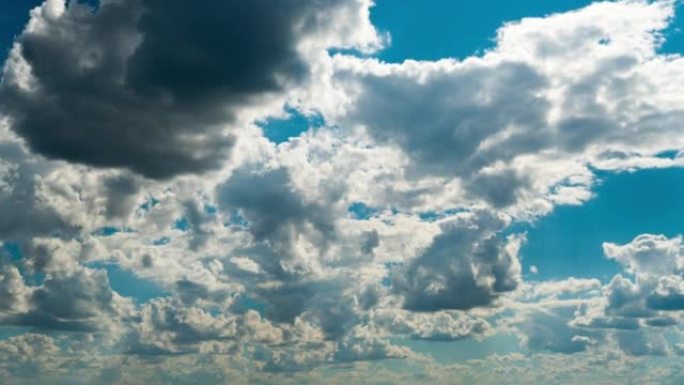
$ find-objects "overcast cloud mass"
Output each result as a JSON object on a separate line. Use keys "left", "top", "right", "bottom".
{"left": 1, "top": 0, "right": 684, "bottom": 384}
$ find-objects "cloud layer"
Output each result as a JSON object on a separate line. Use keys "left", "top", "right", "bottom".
{"left": 0, "top": 0, "right": 683, "bottom": 384}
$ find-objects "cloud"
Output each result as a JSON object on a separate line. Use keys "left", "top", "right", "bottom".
{"left": 393, "top": 210, "right": 522, "bottom": 311}
{"left": 602, "top": 234, "right": 684, "bottom": 315}
{"left": 102, "top": 174, "right": 141, "bottom": 219}
{"left": 519, "top": 307, "right": 600, "bottom": 354}
{"left": 520, "top": 234, "right": 684, "bottom": 358}
{"left": 216, "top": 166, "right": 337, "bottom": 279}
{"left": 333, "top": 336, "right": 414, "bottom": 363}
{"left": 0, "top": 264, "right": 32, "bottom": 316}
{"left": 614, "top": 328, "right": 669, "bottom": 357}
{"left": 0, "top": 0, "right": 380, "bottom": 178}
{"left": 126, "top": 298, "right": 239, "bottom": 355}
{"left": 366, "top": 308, "right": 491, "bottom": 341}
{"left": 603, "top": 234, "right": 683, "bottom": 278}
{"left": 16, "top": 267, "right": 125, "bottom": 332}
{"left": 322, "top": 0, "right": 683, "bottom": 211}
{"left": 0, "top": 133, "right": 74, "bottom": 239}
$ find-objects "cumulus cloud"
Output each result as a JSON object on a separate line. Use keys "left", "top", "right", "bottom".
{"left": 217, "top": 166, "right": 337, "bottom": 279}
{"left": 0, "top": 238, "right": 133, "bottom": 333}
{"left": 321, "top": 0, "right": 684, "bottom": 211}
{"left": 365, "top": 308, "right": 491, "bottom": 341}
{"left": 16, "top": 266, "right": 128, "bottom": 332}
{"left": 0, "top": 264, "right": 32, "bottom": 316}
{"left": 518, "top": 234, "right": 684, "bottom": 358}
{"left": 0, "top": 133, "right": 73, "bottom": 239}
{"left": 393, "top": 210, "right": 522, "bottom": 311}
{"left": 0, "top": 0, "right": 380, "bottom": 178}
{"left": 604, "top": 234, "right": 684, "bottom": 278}
{"left": 602, "top": 234, "right": 684, "bottom": 315}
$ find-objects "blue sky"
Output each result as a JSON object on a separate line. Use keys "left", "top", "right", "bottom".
{"left": 522, "top": 167, "right": 684, "bottom": 281}
{"left": 371, "top": 0, "right": 595, "bottom": 61}
{"left": 0, "top": 1, "right": 40, "bottom": 59}
{"left": 1, "top": 1, "right": 684, "bottom": 384}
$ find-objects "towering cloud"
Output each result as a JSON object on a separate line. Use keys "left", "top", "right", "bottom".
{"left": 0, "top": 0, "right": 380, "bottom": 178}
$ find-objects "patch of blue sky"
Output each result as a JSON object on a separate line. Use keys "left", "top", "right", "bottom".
{"left": 519, "top": 167, "right": 684, "bottom": 282}
{"left": 418, "top": 208, "right": 468, "bottom": 223}
{"left": 80, "top": 0, "right": 100, "bottom": 9}
{"left": 204, "top": 204, "right": 218, "bottom": 215}
{"left": 91, "top": 226, "right": 132, "bottom": 237}
{"left": 655, "top": 149, "right": 683, "bottom": 159}
{"left": 659, "top": 1, "right": 684, "bottom": 55}
{"left": 138, "top": 197, "right": 160, "bottom": 213}
{"left": 327, "top": 47, "right": 373, "bottom": 57}
{"left": 174, "top": 217, "right": 191, "bottom": 232}
{"left": 225, "top": 209, "right": 249, "bottom": 228}
{"left": 0, "top": 326, "right": 33, "bottom": 341}
{"left": 89, "top": 262, "right": 168, "bottom": 303}
{"left": 1, "top": 1, "right": 104, "bottom": 63}
{"left": 0, "top": 0, "right": 41, "bottom": 61}
{"left": 1, "top": 241, "right": 21, "bottom": 262}
{"left": 347, "top": 201, "right": 379, "bottom": 220}
{"left": 370, "top": 0, "right": 594, "bottom": 62}
{"left": 258, "top": 108, "right": 324, "bottom": 144}
{"left": 381, "top": 261, "right": 402, "bottom": 287}
{"left": 1, "top": 242, "right": 45, "bottom": 286}
{"left": 152, "top": 237, "right": 171, "bottom": 246}
{"left": 231, "top": 294, "right": 267, "bottom": 316}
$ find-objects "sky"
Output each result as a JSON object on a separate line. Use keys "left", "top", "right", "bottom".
{"left": 0, "top": 0, "right": 684, "bottom": 384}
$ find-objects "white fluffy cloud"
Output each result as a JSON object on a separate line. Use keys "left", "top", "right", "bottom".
{"left": 511, "top": 233, "right": 684, "bottom": 360}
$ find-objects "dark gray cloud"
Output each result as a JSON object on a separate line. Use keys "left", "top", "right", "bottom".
{"left": 393, "top": 211, "right": 520, "bottom": 312}
{"left": 174, "top": 279, "right": 230, "bottom": 306}
{"left": 103, "top": 174, "right": 140, "bottom": 219}
{"left": 0, "top": 237, "right": 128, "bottom": 333}
{"left": 217, "top": 167, "right": 336, "bottom": 279}
{"left": 580, "top": 316, "right": 640, "bottom": 331}
{"left": 0, "top": 0, "right": 362, "bottom": 178}
{"left": 18, "top": 269, "right": 118, "bottom": 331}
{"left": 468, "top": 170, "right": 532, "bottom": 208}
{"left": 0, "top": 266, "right": 124, "bottom": 332}
{"left": 217, "top": 166, "right": 366, "bottom": 337}
{"left": 126, "top": 298, "right": 237, "bottom": 355}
